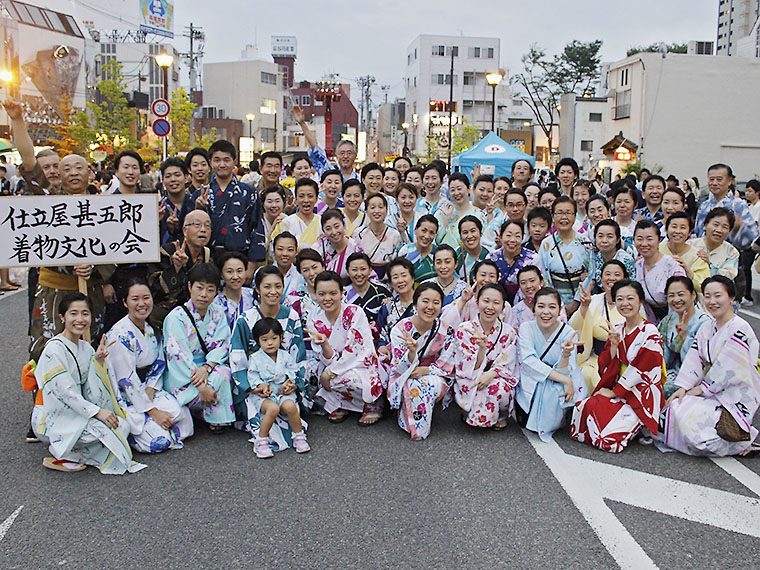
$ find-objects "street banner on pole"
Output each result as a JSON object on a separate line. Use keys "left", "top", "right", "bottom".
{"left": 140, "top": 0, "right": 174, "bottom": 38}
{"left": 0, "top": 194, "right": 160, "bottom": 268}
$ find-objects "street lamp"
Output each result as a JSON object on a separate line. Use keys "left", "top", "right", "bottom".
{"left": 0, "top": 70, "right": 12, "bottom": 83}
{"left": 154, "top": 52, "right": 174, "bottom": 160}
{"left": 246, "top": 113, "right": 255, "bottom": 150}
{"left": 401, "top": 122, "right": 409, "bottom": 157}
{"left": 486, "top": 72, "right": 503, "bottom": 132}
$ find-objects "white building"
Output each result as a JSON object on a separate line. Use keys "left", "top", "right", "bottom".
{"left": 202, "top": 46, "right": 286, "bottom": 152}
{"left": 601, "top": 52, "right": 760, "bottom": 180}
{"left": 404, "top": 34, "right": 503, "bottom": 156}
{"left": 717, "top": 0, "right": 760, "bottom": 57}
{"left": 558, "top": 94, "right": 608, "bottom": 173}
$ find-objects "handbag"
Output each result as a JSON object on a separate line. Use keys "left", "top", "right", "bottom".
{"left": 716, "top": 407, "right": 750, "bottom": 442}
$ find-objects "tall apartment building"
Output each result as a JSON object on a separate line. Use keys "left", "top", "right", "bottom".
{"left": 404, "top": 35, "right": 503, "bottom": 156}
{"left": 717, "top": 0, "right": 760, "bottom": 57}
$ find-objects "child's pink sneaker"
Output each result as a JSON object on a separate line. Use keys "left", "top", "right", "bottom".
{"left": 292, "top": 432, "right": 311, "bottom": 454}
{"left": 254, "top": 436, "right": 273, "bottom": 458}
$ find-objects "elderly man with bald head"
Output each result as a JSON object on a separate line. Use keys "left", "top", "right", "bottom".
{"left": 28, "top": 154, "right": 116, "bottom": 363}
{"left": 147, "top": 209, "right": 213, "bottom": 328}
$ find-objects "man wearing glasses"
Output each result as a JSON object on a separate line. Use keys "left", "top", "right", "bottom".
{"left": 148, "top": 210, "right": 213, "bottom": 328}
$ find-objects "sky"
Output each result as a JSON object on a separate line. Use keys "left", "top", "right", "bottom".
{"left": 53, "top": 0, "right": 719, "bottom": 104}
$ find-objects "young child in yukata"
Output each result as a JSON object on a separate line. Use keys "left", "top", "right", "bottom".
{"left": 247, "top": 318, "right": 311, "bottom": 458}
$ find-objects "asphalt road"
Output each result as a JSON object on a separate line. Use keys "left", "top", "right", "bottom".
{"left": 1, "top": 287, "right": 759, "bottom": 570}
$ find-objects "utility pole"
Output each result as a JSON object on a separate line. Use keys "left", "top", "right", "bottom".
{"left": 356, "top": 75, "right": 376, "bottom": 132}
{"left": 181, "top": 23, "right": 205, "bottom": 93}
{"left": 447, "top": 47, "right": 455, "bottom": 172}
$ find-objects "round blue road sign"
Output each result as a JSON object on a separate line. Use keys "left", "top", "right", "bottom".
{"left": 152, "top": 119, "right": 171, "bottom": 137}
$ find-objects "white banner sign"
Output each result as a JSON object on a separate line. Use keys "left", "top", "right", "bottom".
{"left": 0, "top": 194, "right": 160, "bottom": 268}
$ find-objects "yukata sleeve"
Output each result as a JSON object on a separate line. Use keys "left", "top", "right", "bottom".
{"left": 718, "top": 247, "right": 739, "bottom": 279}
{"left": 492, "top": 331, "right": 520, "bottom": 388}
{"left": 163, "top": 312, "right": 197, "bottom": 388}
{"left": 517, "top": 322, "right": 553, "bottom": 383}
{"left": 206, "top": 312, "right": 231, "bottom": 366}
{"left": 247, "top": 353, "right": 266, "bottom": 392}
{"left": 287, "top": 314, "right": 307, "bottom": 391}
{"left": 229, "top": 316, "right": 252, "bottom": 396}
{"left": 673, "top": 330, "right": 706, "bottom": 391}
{"left": 325, "top": 308, "right": 376, "bottom": 376}
{"left": 611, "top": 326, "right": 663, "bottom": 433}
{"left": 698, "top": 323, "right": 755, "bottom": 398}
{"left": 376, "top": 304, "right": 391, "bottom": 348}
{"left": 105, "top": 332, "right": 153, "bottom": 413}
{"left": 308, "top": 145, "right": 330, "bottom": 177}
{"left": 429, "top": 328, "right": 459, "bottom": 378}
{"left": 680, "top": 315, "right": 707, "bottom": 369}
{"left": 387, "top": 324, "right": 415, "bottom": 408}
{"left": 38, "top": 349, "right": 100, "bottom": 419}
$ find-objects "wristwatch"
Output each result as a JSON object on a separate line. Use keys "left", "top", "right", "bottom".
{"left": 203, "top": 363, "right": 214, "bottom": 374}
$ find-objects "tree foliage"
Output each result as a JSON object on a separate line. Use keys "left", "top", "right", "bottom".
{"left": 48, "top": 96, "right": 87, "bottom": 155}
{"left": 79, "top": 59, "right": 137, "bottom": 152}
{"left": 451, "top": 117, "right": 482, "bottom": 156}
{"left": 511, "top": 40, "right": 603, "bottom": 160}
{"left": 627, "top": 43, "right": 687, "bottom": 57}
{"left": 168, "top": 87, "right": 195, "bottom": 154}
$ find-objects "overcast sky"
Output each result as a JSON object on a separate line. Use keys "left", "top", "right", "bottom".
{"left": 171, "top": 0, "right": 718, "bottom": 102}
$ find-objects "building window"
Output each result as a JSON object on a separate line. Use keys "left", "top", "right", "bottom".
{"left": 290, "top": 96, "right": 299, "bottom": 106}
{"left": 580, "top": 140, "right": 594, "bottom": 152}
{"left": 261, "top": 127, "right": 275, "bottom": 143}
{"left": 432, "top": 45, "right": 445, "bottom": 56}
{"left": 446, "top": 45, "right": 459, "bottom": 57}
{"left": 512, "top": 99, "right": 523, "bottom": 106}
{"left": 414, "top": 48, "right": 417, "bottom": 59}
{"left": 469, "top": 46, "right": 481, "bottom": 58}
{"left": 413, "top": 76, "right": 416, "bottom": 87}
{"left": 432, "top": 73, "right": 457, "bottom": 85}
{"left": 300, "top": 95, "right": 310, "bottom": 106}
{"left": 614, "top": 90, "right": 631, "bottom": 120}
{"left": 619, "top": 68, "right": 629, "bottom": 87}
{"left": 487, "top": 47, "right": 494, "bottom": 59}
{"left": 261, "top": 71, "right": 277, "bottom": 85}
{"left": 463, "top": 71, "right": 475, "bottom": 86}
{"left": 261, "top": 98, "right": 277, "bottom": 114}
{"left": 463, "top": 100, "right": 474, "bottom": 107}
{"left": 589, "top": 112, "right": 602, "bottom": 122}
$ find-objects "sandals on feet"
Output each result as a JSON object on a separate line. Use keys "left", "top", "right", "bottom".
{"left": 43, "top": 456, "right": 86, "bottom": 472}
{"left": 493, "top": 418, "right": 508, "bottom": 431}
{"left": 358, "top": 411, "right": 382, "bottom": 426}
{"left": 328, "top": 410, "right": 349, "bottom": 423}
{"left": 208, "top": 424, "right": 227, "bottom": 434}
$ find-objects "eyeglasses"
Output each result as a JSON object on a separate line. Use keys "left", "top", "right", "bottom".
{"left": 185, "top": 222, "right": 211, "bottom": 229}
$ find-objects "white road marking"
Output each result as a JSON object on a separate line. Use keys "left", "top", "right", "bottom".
{"left": 738, "top": 308, "right": 760, "bottom": 321}
{"left": 525, "top": 431, "right": 760, "bottom": 569}
{"left": 525, "top": 432, "right": 657, "bottom": 570}
{"left": 0, "top": 505, "right": 23, "bottom": 543}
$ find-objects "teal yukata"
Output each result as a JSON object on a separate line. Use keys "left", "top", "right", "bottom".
{"left": 163, "top": 300, "right": 235, "bottom": 425}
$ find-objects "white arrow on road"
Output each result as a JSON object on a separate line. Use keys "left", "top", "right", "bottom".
{"left": 0, "top": 505, "right": 23, "bottom": 543}
{"left": 525, "top": 431, "right": 760, "bottom": 570}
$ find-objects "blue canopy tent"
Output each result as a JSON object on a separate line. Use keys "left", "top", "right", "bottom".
{"left": 451, "top": 131, "right": 535, "bottom": 179}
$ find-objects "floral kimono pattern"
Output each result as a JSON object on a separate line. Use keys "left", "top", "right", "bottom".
{"left": 230, "top": 303, "right": 308, "bottom": 437}
{"left": 517, "top": 321, "right": 588, "bottom": 442}
{"left": 317, "top": 236, "right": 364, "bottom": 280}
{"left": 33, "top": 335, "right": 146, "bottom": 474}
{"left": 211, "top": 287, "right": 256, "bottom": 331}
{"left": 308, "top": 303, "right": 383, "bottom": 414}
{"left": 245, "top": 348, "right": 307, "bottom": 451}
{"left": 570, "top": 321, "right": 664, "bottom": 453}
{"left": 105, "top": 316, "right": 193, "bottom": 453}
{"left": 655, "top": 316, "right": 760, "bottom": 456}
{"left": 658, "top": 308, "right": 710, "bottom": 398}
{"left": 635, "top": 256, "right": 686, "bottom": 323}
{"left": 581, "top": 248, "right": 636, "bottom": 296}
{"left": 432, "top": 319, "right": 519, "bottom": 427}
{"left": 163, "top": 300, "right": 235, "bottom": 425}
{"left": 285, "top": 290, "right": 322, "bottom": 402}
{"left": 388, "top": 317, "right": 453, "bottom": 440}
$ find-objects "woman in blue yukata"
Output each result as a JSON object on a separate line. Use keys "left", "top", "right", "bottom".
{"left": 422, "top": 244, "right": 467, "bottom": 307}
{"left": 210, "top": 251, "right": 255, "bottom": 330}
{"left": 105, "top": 279, "right": 193, "bottom": 454}
{"left": 229, "top": 265, "right": 308, "bottom": 451}
{"left": 163, "top": 263, "right": 236, "bottom": 434}
{"left": 516, "top": 287, "right": 588, "bottom": 442}
{"left": 247, "top": 318, "right": 310, "bottom": 459}
{"left": 34, "top": 293, "right": 145, "bottom": 474}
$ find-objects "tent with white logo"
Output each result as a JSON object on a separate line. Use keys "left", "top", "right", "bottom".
{"left": 451, "top": 131, "right": 535, "bottom": 179}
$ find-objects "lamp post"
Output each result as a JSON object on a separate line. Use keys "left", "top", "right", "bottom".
{"left": 486, "top": 72, "right": 503, "bottom": 133}
{"left": 246, "top": 113, "right": 255, "bottom": 152}
{"left": 154, "top": 52, "right": 174, "bottom": 160}
{"left": 401, "top": 122, "right": 409, "bottom": 157}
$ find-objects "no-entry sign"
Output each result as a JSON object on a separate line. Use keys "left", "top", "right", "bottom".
{"left": 152, "top": 119, "right": 171, "bottom": 137}
{"left": 151, "top": 98, "right": 170, "bottom": 117}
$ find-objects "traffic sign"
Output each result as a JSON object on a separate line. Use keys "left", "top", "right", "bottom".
{"left": 151, "top": 98, "right": 170, "bottom": 117}
{"left": 152, "top": 119, "right": 171, "bottom": 137}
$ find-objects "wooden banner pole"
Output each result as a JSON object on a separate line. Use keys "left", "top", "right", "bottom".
{"left": 77, "top": 275, "right": 91, "bottom": 343}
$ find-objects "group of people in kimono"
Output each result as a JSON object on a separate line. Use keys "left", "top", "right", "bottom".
{"left": 19, "top": 125, "right": 760, "bottom": 473}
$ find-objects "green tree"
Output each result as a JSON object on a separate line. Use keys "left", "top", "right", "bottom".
{"left": 512, "top": 40, "right": 603, "bottom": 160}
{"left": 168, "top": 87, "right": 195, "bottom": 154}
{"left": 83, "top": 59, "right": 137, "bottom": 152}
{"left": 199, "top": 128, "right": 219, "bottom": 149}
{"left": 451, "top": 117, "right": 482, "bottom": 155}
{"left": 627, "top": 43, "right": 688, "bottom": 57}
{"left": 48, "top": 96, "right": 87, "bottom": 155}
